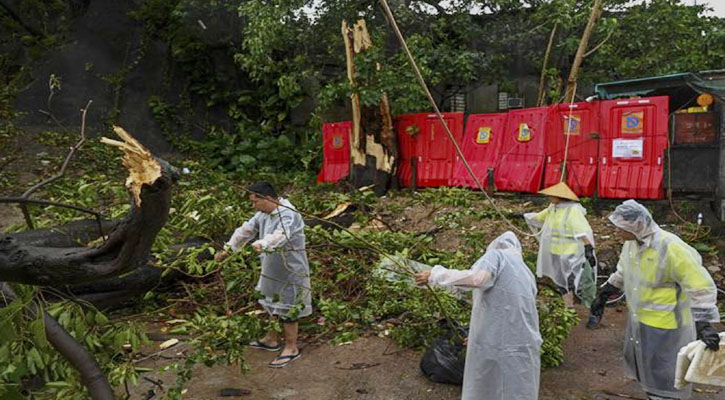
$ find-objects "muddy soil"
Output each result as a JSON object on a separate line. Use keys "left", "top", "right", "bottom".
{"left": 128, "top": 305, "right": 723, "bottom": 400}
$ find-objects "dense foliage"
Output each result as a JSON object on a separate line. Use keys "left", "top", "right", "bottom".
{"left": 2, "top": 0, "right": 725, "bottom": 398}
{"left": 2, "top": 1, "right": 725, "bottom": 172}
{"left": 1, "top": 130, "right": 579, "bottom": 398}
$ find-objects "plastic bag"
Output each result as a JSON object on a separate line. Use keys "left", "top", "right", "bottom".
{"left": 576, "top": 260, "right": 597, "bottom": 308}
{"left": 373, "top": 255, "right": 431, "bottom": 285}
{"left": 420, "top": 320, "right": 468, "bottom": 385}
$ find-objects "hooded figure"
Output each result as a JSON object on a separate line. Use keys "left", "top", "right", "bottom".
{"left": 589, "top": 200, "right": 720, "bottom": 400}
{"left": 524, "top": 182, "right": 597, "bottom": 306}
{"left": 416, "top": 232, "right": 542, "bottom": 400}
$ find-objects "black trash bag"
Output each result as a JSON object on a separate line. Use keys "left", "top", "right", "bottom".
{"left": 420, "top": 320, "right": 468, "bottom": 385}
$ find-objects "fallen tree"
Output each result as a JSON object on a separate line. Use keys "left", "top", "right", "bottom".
{"left": 0, "top": 126, "right": 178, "bottom": 399}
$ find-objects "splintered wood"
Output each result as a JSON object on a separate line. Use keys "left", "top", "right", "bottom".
{"left": 341, "top": 19, "right": 395, "bottom": 181}
{"left": 100, "top": 126, "right": 161, "bottom": 207}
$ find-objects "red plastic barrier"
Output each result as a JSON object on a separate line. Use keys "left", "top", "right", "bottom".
{"left": 395, "top": 112, "right": 464, "bottom": 187}
{"left": 317, "top": 121, "right": 351, "bottom": 183}
{"left": 598, "top": 96, "right": 669, "bottom": 199}
{"left": 544, "top": 102, "right": 600, "bottom": 197}
{"left": 494, "top": 106, "right": 550, "bottom": 193}
{"left": 450, "top": 113, "right": 508, "bottom": 188}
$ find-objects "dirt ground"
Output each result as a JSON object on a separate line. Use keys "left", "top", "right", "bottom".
{"left": 128, "top": 305, "right": 723, "bottom": 400}
{"left": 3, "top": 130, "right": 725, "bottom": 400}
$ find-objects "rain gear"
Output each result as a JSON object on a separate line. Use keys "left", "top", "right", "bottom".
{"left": 607, "top": 200, "right": 720, "bottom": 399}
{"left": 525, "top": 201, "right": 596, "bottom": 306}
{"left": 226, "top": 198, "right": 312, "bottom": 319}
{"left": 428, "top": 232, "right": 542, "bottom": 400}
{"left": 538, "top": 181, "right": 579, "bottom": 201}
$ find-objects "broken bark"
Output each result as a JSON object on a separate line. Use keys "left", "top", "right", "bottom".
{"left": 0, "top": 125, "right": 178, "bottom": 286}
{"left": 342, "top": 19, "right": 398, "bottom": 196}
{"left": 0, "top": 126, "right": 178, "bottom": 399}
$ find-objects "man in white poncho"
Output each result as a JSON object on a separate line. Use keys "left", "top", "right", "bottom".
{"left": 216, "top": 182, "right": 311, "bottom": 368}
{"left": 587, "top": 200, "right": 720, "bottom": 400}
{"left": 524, "top": 182, "right": 597, "bottom": 307}
{"left": 415, "top": 231, "right": 542, "bottom": 400}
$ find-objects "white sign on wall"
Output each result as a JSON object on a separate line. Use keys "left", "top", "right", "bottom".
{"left": 612, "top": 138, "right": 644, "bottom": 158}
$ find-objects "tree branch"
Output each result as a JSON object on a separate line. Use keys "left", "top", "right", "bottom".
{"left": 0, "top": 127, "right": 179, "bottom": 286}
{"left": 0, "top": 284, "right": 115, "bottom": 400}
{"left": 583, "top": 29, "right": 614, "bottom": 58}
{"left": 23, "top": 100, "right": 92, "bottom": 199}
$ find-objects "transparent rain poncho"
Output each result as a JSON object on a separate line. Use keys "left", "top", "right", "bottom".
{"left": 226, "top": 198, "right": 312, "bottom": 318}
{"left": 525, "top": 201, "right": 596, "bottom": 306}
{"left": 607, "top": 200, "right": 720, "bottom": 399}
{"left": 428, "top": 232, "right": 542, "bottom": 400}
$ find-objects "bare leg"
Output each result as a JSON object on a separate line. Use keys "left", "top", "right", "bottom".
{"left": 260, "top": 323, "right": 279, "bottom": 347}
{"left": 270, "top": 322, "right": 299, "bottom": 366}
{"left": 563, "top": 292, "right": 574, "bottom": 308}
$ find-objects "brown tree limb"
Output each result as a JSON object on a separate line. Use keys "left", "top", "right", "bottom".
{"left": 18, "top": 100, "right": 93, "bottom": 229}
{"left": 583, "top": 28, "right": 614, "bottom": 58}
{"left": 0, "top": 127, "right": 179, "bottom": 286}
{"left": 536, "top": 22, "right": 558, "bottom": 107}
{"left": 0, "top": 197, "right": 105, "bottom": 238}
{"left": 0, "top": 284, "right": 115, "bottom": 400}
{"left": 23, "top": 100, "right": 92, "bottom": 199}
{"left": 563, "top": 0, "right": 604, "bottom": 103}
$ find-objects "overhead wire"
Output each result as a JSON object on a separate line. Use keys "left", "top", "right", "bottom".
{"left": 378, "top": 0, "right": 535, "bottom": 238}
{"left": 560, "top": 84, "right": 577, "bottom": 184}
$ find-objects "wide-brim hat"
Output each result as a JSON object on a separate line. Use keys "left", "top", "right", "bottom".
{"left": 538, "top": 182, "right": 579, "bottom": 202}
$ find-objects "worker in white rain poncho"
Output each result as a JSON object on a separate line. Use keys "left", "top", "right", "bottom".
{"left": 215, "top": 182, "right": 311, "bottom": 368}
{"left": 415, "top": 231, "right": 542, "bottom": 400}
{"left": 524, "top": 182, "right": 597, "bottom": 307}
{"left": 587, "top": 200, "right": 721, "bottom": 400}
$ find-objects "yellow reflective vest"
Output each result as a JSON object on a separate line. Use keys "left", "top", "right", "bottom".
{"left": 530, "top": 204, "right": 591, "bottom": 255}
{"left": 618, "top": 230, "right": 717, "bottom": 330}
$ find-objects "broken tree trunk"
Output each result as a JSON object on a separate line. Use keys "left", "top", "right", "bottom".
{"left": 563, "top": 0, "right": 604, "bottom": 103}
{"left": 342, "top": 19, "right": 397, "bottom": 196}
{"left": 0, "top": 126, "right": 178, "bottom": 285}
{"left": 0, "top": 126, "right": 178, "bottom": 400}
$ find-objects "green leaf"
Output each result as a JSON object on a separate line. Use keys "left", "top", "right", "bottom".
{"left": 94, "top": 312, "right": 109, "bottom": 325}
{"left": 29, "top": 318, "right": 48, "bottom": 349}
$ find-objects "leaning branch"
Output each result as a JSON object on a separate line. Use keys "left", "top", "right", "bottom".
{"left": 18, "top": 100, "right": 93, "bottom": 229}
{"left": 0, "top": 284, "right": 115, "bottom": 400}
{"left": 22, "top": 100, "right": 93, "bottom": 199}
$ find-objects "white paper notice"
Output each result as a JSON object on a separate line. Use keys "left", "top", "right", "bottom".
{"left": 612, "top": 138, "right": 644, "bottom": 158}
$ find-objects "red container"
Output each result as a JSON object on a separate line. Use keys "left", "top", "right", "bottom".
{"left": 598, "top": 96, "right": 669, "bottom": 199}
{"left": 544, "top": 102, "right": 600, "bottom": 197}
{"left": 395, "top": 112, "right": 464, "bottom": 187}
{"left": 494, "top": 106, "right": 550, "bottom": 193}
{"left": 317, "top": 121, "right": 351, "bottom": 183}
{"left": 450, "top": 113, "right": 508, "bottom": 188}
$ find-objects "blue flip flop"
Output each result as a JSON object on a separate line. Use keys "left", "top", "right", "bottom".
{"left": 248, "top": 340, "right": 281, "bottom": 352}
{"left": 268, "top": 352, "right": 302, "bottom": 368}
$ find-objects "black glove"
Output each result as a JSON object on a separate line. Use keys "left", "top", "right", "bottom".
{"left": 584, "top": 244, "right": 597, "bottom": 269}
{"left": 696, "top": 322, "right": 721, "bottom": 351}
{"left": 586, "top": 283, "right": 620, "bottom": 329}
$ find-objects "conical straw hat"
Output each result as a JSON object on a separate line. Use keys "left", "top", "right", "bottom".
{"left": 538, "top": 182, "right": 579, "bottom": 202}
